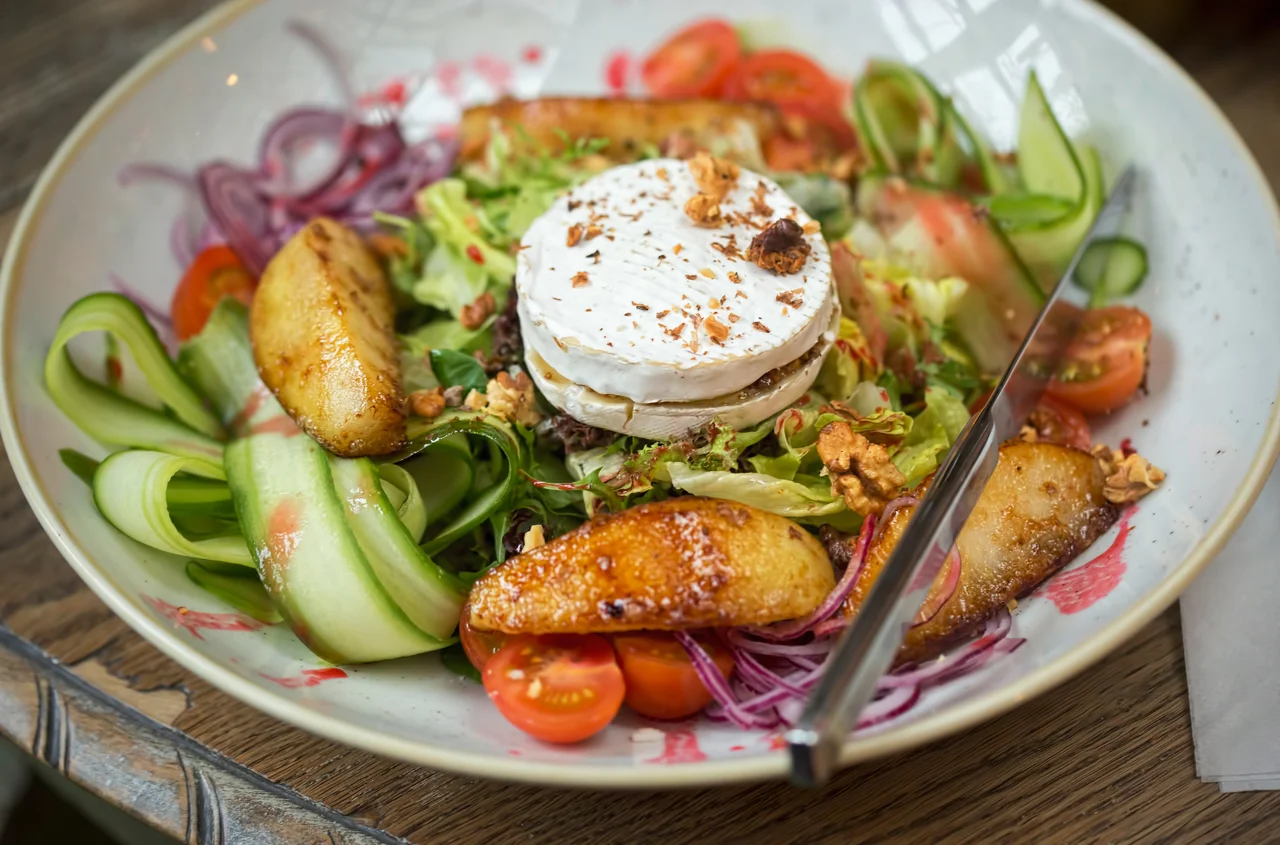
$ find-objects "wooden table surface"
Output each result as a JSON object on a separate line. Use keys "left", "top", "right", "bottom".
{"left": 2, "top": 1, "right": 1278, "bottom": 843}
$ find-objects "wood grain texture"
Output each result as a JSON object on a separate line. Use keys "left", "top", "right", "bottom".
{"left": 0, "top": 1, "right": 1278, "bottom": 844}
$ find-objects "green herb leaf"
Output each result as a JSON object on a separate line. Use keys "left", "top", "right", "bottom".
{"left": 429, "top": 349, "right": 489, "bottom": 393}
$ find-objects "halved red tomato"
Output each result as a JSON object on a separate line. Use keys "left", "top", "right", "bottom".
{"left": 723, "top": 50, "right": 854, "bottom": 149}
{"left": 1027, "top": 394, "right": 1092, "bottom": 451}
{"left": 640, "top": 20, "right": 742, "bottom": 98}
{"left": 483, "top": 634, "right": 625, "bottom": 744}
{"left": 171, "top": 245, "right": 256, "bottom": 341}
{"left": 458, "top": 601, "right": 507, "bottom": 672}
{"left": 612, "top": 632, "right": 735, "bottom": 720}
{"left": 1047, "top": 306, "right": 1152, "bottom": 415}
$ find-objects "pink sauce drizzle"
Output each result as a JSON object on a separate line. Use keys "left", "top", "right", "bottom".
{"left": 645, "top": 729, "right": 707, "bottom": 764}
{"left": 1044, "top": 507, "right": 1136, "bottom": 614}
{"left": 604, "top": 50, "right": 633, "bottom": 95}
{"left": 521, "top": 44, "right": 543, "bottom": 64}
{"left": 435, "top": 60, "right": 463, "bottom": 99}
{"left": 259, "top": 667, "right": 348, "bottom": 689}
{"left": 265, "top": 499, "right": 302, "bottom": 571}
{"left": 145, "top": 596, "right": 264, "bottom": 641}
{"left": 472, "top": 54, "right": 512, "bottom": 92}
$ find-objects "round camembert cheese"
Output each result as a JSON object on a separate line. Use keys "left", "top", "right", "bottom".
{"left": 517, "top": 156, "right": 836, "bottom": 437}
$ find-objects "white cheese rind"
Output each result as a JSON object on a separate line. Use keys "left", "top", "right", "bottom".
{"left": 528, "top": 298, "right": 839, "bottom": 440}
{"left": 516, "top": 157, "right": 832, "bottom": 404}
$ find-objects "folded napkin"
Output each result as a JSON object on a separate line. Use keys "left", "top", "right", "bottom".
{"left": 1182, "top": 462, "right": 1280, "bottom": 792}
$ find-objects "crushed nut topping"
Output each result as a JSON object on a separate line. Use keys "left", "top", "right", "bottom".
{"left": 1093, "top": 444, "right": 1166, "bottom": 504}
{"left": 464, "top": 389, "right": 488, "bottom": 411}
{"left": 688, "top": 151, "right": 740, "bottom": 200}
{"left": 587, "top": 249, "right": 601, "bottom": 264}
{"left": 728, "top": 271, "right": 742, "bottom": 284}
{"left": 485, "top": 371, "right": 542, "bottom": 427}
{"left": 735, "top": 290, "right": 747, "bottom": 299}
{"left": 752, "top": 321, "right": 770, "bottom": 333}
{"left": 709, "top": 298, "right": 720, "bottom": 309}
{"left": 802, "top": 220, "right": 821, "bottom": 235}
{"left": 566, "top": 223, "right": 584, "bottom": 247}
{"left": 748, "top": 218, "right": 812, "bottom": 275}
{"left": 442, "top": 385, "right": 465, "bottom": 407}
{"left": 664, "top": 322, "right": 686, "bottom": 339}
{"left": 728, "top": 314, "right": 740, "bottom": 323}
{"left": 631, "top": 301, "right": 650, "bottom": 311}
{"left": 685, "top": 274, "right": 699, "bottom": 281}
{"left": 571, "top": 271, "right": 590, "bottom": 288}
{"left": 656, "top": 167, "right": 670, "bottom": 181}
{"left": 699, "top": 268, "right": 716, "bottom": 279}
{"left": 521, "top": 524, "right": 546, "bottom": 552}
{"left": 459, "top": 291, "right": 496, "bottom": 330}
{"left": 673, "top": 243, "right": 684, "bottom": 255}
{"left": 751, "top": 181, "right": 774, "bottom": 217}
{"left": 585, "top": 223, "right": 604, "bottom": 240}
{"left": 656, "top": 309, "right": 670, "bottom": 318}
{"left": 684, "top": 192, "right": 723, "bottom": 227}
{"left": 704, "top": 314, "right": 730, "bottom": 343}
{"left": 408, "top": 387, "right": 446, "bottom": 419}
{"left": 817, "top": 423, "right": 908, "bottom": 516}
{"left": 776, "top": 288, "right": 804, "bottom": 308}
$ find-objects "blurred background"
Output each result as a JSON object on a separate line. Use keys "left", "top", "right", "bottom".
{"left": 0, "top": 0, "right": 1276, "bottom": 841}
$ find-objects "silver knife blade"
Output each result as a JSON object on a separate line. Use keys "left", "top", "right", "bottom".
{"left": 786, "top": 166, "right": 1138, "bottom": 787}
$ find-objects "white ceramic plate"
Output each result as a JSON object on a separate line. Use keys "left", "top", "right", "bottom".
{"left": 3, "top": 0, "right": 1279, "bottom": 787}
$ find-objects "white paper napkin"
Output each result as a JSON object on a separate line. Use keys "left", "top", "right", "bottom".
{"left": 1181, "top": 462, "right": 1280, "bottom": 792}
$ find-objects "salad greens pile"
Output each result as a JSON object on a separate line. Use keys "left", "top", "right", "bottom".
{"left": 42, "top": 58, "right": 1146, "bottom": 667}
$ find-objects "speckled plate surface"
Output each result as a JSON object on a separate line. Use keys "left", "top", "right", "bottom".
{"left": 2, "top": 0, "right": 1278, "bottom": 787}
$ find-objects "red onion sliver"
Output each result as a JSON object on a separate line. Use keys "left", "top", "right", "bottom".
{"left": 856, "top": 685, "right": 920, "bottom": 730}
{"left": 285, "top": 20, "right": 356, "bottom": 112}
{"left": 911, "top": 547, "right": 962, "bottom": 629}
{"left": 873, "top": 495, "right": 918, "bottom": 545}
{"left": 746, "top": 513, "right": 876, "bottom": 642}
{"left": 197, "top": 162, "right": 274, "bottom": 275}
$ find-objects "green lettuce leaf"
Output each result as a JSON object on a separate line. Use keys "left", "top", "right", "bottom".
{"left": 891, "top": 387, "right": 969, "bottom": 487}
{"left": 665, "top": 463, "right": 846, "bottom": 519}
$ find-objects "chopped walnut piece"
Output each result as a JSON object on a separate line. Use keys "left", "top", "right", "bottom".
{"left": 571, "top": 271, "right": 590, "bottom": 288}
{"left": 750, "top": 182, "right": 774, "bottom": 217}
{"left": 486, "top": 371, "right": 542, "bottom": 427}
{"left": 459, "top": 291, "right": 496, "bottom": 330}
{"left": 585, "top": 223, "right": 604, "bottom": 240}
{"left": 752, "top": 321, "right": 770, "bottom": 333}
{"left": 709, "top": 298, "right": 720, "bottom": 309}
{"left": 566, "top": 223, "right": 584, "bottom": 247}
{"left": 688, "top": 151, "right": 740, "bottom": 200}
{"left": 673, "top": 243, "right": 684, "bottom": 255}
{"left": 1092, "top": 444, "right": 1166, "bottom": 504}
{"left": 728, "top": 271, "right": 742, "bottom": 284}
{"left": 775, "top": 288, "right": 804, "bottom": 308}
{"left": 728, "top": 314, "right": 740, "bottom": 323}
{"left": 704, "top": 315, "right": 730, "bottom": 343}
{"left": 464, "top": 389, "right": 488, "bottom": 411}
{"left": 664, "top": 322, "right": 686, "bottom": 339}
{"left": 522, "top": 524, "right": 546, "bottom": 552}
{"left": 684, "top": 193, "right": 723, "bottom": 227}
{"left": 748, "top": 218, "right": 812, "bottom": 275}
{"left": 802, "top": 220, "right": 821, "bottom": 235}
{"left": 408, "top": 387, "right": 446, "bottom": 419}
{"left": 816, "top": 422, "right": 907, "bottom": 516}
{"left": 685, "top": 274, "right": 698, "bottom": 281}
{"left": 587, "top": 249, "right": 601, "bottom": 264}
{"left": 442, "top": 385, "right": 465, "bottom": 407}
{"left": 632, "top": 301, "right": 650, "bottom": 311}
{"left": 656, "top": 167, "right": 670, "bottom": 181}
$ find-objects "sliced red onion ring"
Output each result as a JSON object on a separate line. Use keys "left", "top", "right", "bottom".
{"left": 197, "top": 162, "right": 275, "bottom": 275}
{"left": 873, "top": 495, "right": 918, "bottom": 545}
{"left": 117, "top": 163, "right": 197, "bottom": 193}
{"left": 746, "top": 513, "right": 876, "bottom": 642}
{"left": 856, "top": 685, "right": 920, "bottom": 730}
{"left": 911, "top": 548, "right": 962, "bottom": 629}
{"left": 257, "top": 107, "right": 356, "bottom": 199}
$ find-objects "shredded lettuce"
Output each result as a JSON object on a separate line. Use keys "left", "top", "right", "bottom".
{"left": 665, "top": 463, "right": 846, "bottom": 519}
{"left": 815, "top": 317, "right": 881, "bottom": 402}
{"left": 891, "top": 387, "right": 969, "bottom": 486}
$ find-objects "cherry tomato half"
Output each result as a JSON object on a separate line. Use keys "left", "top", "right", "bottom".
{"left": 483, "top": 634, "right": 625, "bottom": 744}
{"left": 723, "top": 50, "right": 841, "bottom": 118}
{"left": 640, "top": 20, "right": 742, "bottom": 98}
{"left": 612, "top": 632, "right": 735, "bottom": 721}
{"left": 458, "top": 601, "right": 508, "bottom": 673}
{"left": 1027, "top": 394, "right": 1092, "bottom": 451}
{"left": 1046, "top": 306, "right": 1152, "bottom": 415}
{"left": 171, "top": 245, "right": 256, "bottom": 341}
